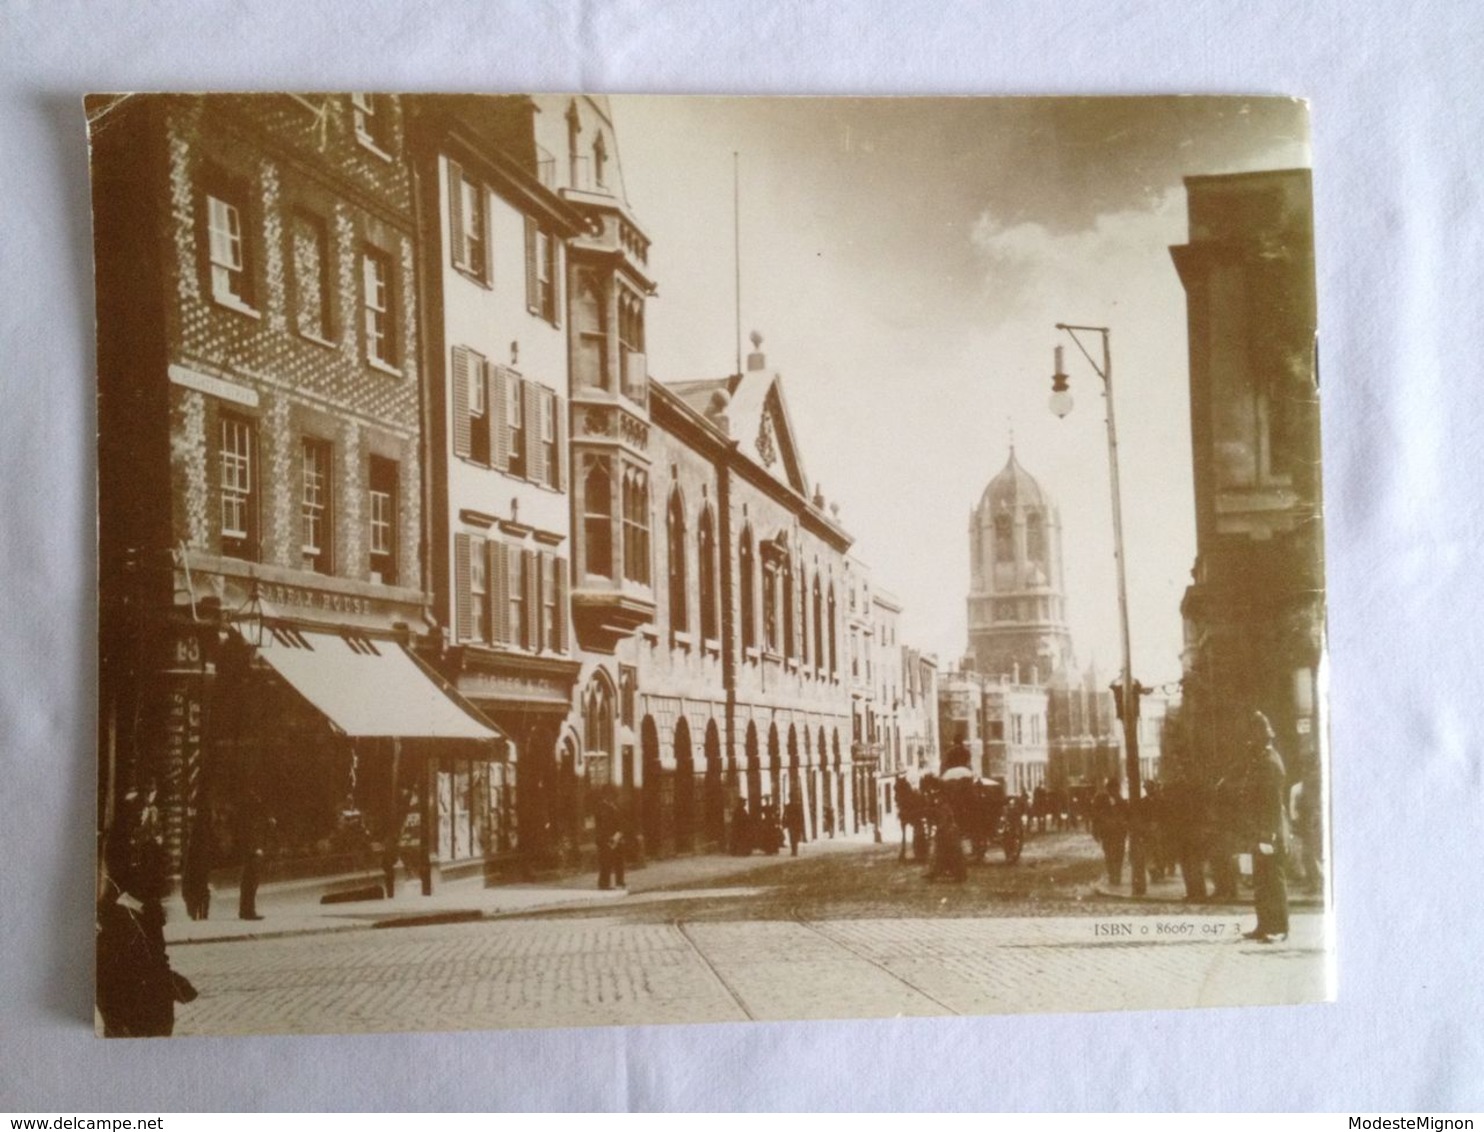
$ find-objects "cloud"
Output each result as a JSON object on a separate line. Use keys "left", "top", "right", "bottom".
{"left": 970, "top": 189, "right": 1187, "bottom": 328}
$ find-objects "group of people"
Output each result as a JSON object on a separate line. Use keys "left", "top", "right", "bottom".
{"left": 1089, "top": 710, "right": 1323, "bottom": 944}
{"left": 729, "top": 796, "right": 807, "bottom": 858}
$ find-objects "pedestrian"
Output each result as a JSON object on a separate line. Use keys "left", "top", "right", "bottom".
{"left": 238, "top": 792, "right": 265, "bottom": 921}
{"left": 1207, "top": 774, "right": 1242, "bottom": 901}
{"left": 1090, "top": 777, "right": 1129, "bottom": 886}
{"left": 925, "top": 792, "right": 967, "bottom": 883}
{"left": 96, "top": 805, "right": 196, "bottom": 1038}
{"left": 784, "top": 794, "right": 805, "bottom": 857}
{"left": 730, "top": 797, "right": 752, "bottom": 856}
{"left": 593, "top": 787, "right": 625, "bottom": 890}
{"left": 1243, "top": 711, "right": 1290, "bottom": 943}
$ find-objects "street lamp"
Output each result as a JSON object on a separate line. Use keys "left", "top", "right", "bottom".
{"left": 1049, "top": 323, "right": 1147, "bottom": 895}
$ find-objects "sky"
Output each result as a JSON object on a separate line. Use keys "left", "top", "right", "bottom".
{"left": 612, "top": 96, "right": 1312, "bottom": 684}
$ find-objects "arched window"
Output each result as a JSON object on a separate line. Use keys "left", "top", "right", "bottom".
{"left": 583, "top": 675, "right": 614, "bottom": 755}
{"left": 763, "top": 558, "right": 779, "bottom": 653}
{"left": 827, "top": 582, "right": 838, "bottom": 676}
{"left": 1026, "top": 512, "right": 1045, "bottom": 563}
{"left": 799, "top": 564, "right": 811, "bottom": 667}
{"left": 698, "top": 506, "right": 718, "bottom": 642}
{"left": 583, "top": 459, "right": 613, "bottom": 579}
{"left": 812, "top": 573, "right": 823, "bottom": 670}
{"left": 667, "top": 489, "right": 687, "bottom": 632}
{"left": 622, "top": 468, "right": 649, "bottom": 584}
{"left": 782, "top": 554, "right": 795, "bottom": 659}
{"left": 739, "top": 526, "right": 756, "bottom": 652}
{"left": 994, "top": 513, "right": 1014, "bottom": 562}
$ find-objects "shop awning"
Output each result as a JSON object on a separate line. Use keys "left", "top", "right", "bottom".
{"left": 251, "top": 627, "right": 504, "bottom": 741}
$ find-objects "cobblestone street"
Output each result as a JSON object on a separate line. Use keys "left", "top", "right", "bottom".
{"left": 167, "top": 837, "right": 1331, "bottom": 1035}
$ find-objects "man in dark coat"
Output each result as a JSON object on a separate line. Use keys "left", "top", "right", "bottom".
{"left": 1243, "top": 711, "right": 1291, "bottom": 942}
{"left": 1090, "top": 778, "right": 1129, "bottom": 886}
{"left": 784, "top": 795, "right": 805, "bottom": 857}
{"left": 594, "top": 787, "right": 625, "bottom": 890}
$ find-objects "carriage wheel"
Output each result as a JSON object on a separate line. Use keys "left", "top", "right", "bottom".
{"left": 1002, "top": 821, "right": 1024, "bottom": 864}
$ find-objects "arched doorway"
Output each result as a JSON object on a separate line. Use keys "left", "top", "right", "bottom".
{"left": 704, "top": 719, "right": 724, "bottom": 850}
{"left": 832, "top": 729, "right": 845, "bottom": 835}
{"left": 767, "top": 723, "right": 781, "bottom": 805}
{"left": 786, "top": 724, "right": 801, "bottom": 805}
{"left": 744, "top": 720, "right": 761, "bottom": 806}
{"left": 641, "top": 715, "right": 663, "bottom": 858}
{"left": 673, "top": 716, "right": 694, "bottom": 853}
{"left": 803, "top": 726, "right": 817, "bottom": 840}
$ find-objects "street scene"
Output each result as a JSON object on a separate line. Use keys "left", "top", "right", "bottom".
{"left": 89, "top": 94, "right": 1327, "bottom": 1037}
{"left": 165, "top": 833, "right": 1328, "bottom": 1035}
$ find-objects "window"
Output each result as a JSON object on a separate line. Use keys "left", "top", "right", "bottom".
{"left": 541, "top": 388, "right": 559, "bottom": 489}
{"left": 350, "top": 93, "right": 392, "bottom": 156}
{"left": 827, "top": 584, "right": 838, "bottom": 675}
{"left": 219, "top": 415, "right": 257, "bottom": 559}
{"left": 542, "top": 554, "right": 565, "bottom": 653}
{"left": 573, "top": 269, "right": 608, "bottom": 389}
{"left": 469, "top": 352, "right": 489, "bottom": 465}
{"left": 812, "top": 574, "right": 823, "bottom": 670}
{"left": 291, "top": 211, "right": 331, "bottom": 340}
{"left": 525, "top": 218, "right": 558, "bottom": 324}
{"left": 667, "top": 490, "right": 688, "bottom": 633}
{"left": 206, "top": 191, "right": 255, "bottom": 312}
{"left": 369, "top": 457, "right": 398, "bottom": 584}
{"left": 447, "top": 161, "right": 487, "bottom": 283}
{"left": 301, "top": 438, "right": 331, "bottom": 573}
{"left": 618, "top": 287, "right": 645, "bottom": 399}
{"left": 762, "top": 560, "right": 779, "bottom": 654}
{"left": 583, "top": 459, "right": 613, "bottom": 579}
{"left": 1026, "top": 513, "right": 1045, "bottom": 562}
{"left": 994, "top": 514, "right": 1013, "bottom": 562}
{"left": 506, "top": 378, "right": 525, "bottom": 478}
{"left": 782, "top": 559, "right": 795, "bottom": 659}
{"left": 739, "top": 528, "right": 756, "bottom": 653}
{"left": 508, "top": 548, "right": 526, "bottom": 649}
{"left": 584, "top": 676, "right": 614, "bottom": 755}
{"left": 698, "top": 508, "right": 717, "bottom": 642}
{"left": 468, "top": 536, "right": 488, "bottom": 643}
{"left": 622, "top": 467, "right": 649, "bottom": 585}
{"left": 362, "top": 247, "right": 397, "bottom": 369}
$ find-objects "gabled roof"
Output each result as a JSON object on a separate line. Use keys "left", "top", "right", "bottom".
{"left": 663, "top": 367, "right": 810, "bottom": 497}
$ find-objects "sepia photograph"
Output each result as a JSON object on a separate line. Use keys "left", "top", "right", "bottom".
{"left": 89, "top": 92, "right": 1328, "bottom": 1038}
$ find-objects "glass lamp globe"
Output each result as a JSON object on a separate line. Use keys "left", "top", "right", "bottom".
{"left": 1049, "top": 388, "right": 1075, "bottom": 419}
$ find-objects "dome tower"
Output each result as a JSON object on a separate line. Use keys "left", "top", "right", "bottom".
{"left": 966, "top": 447, "right": 1074, "bottom": 682}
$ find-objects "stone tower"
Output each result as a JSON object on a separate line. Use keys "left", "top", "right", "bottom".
{"left": 967, "top": 448, "right": 1075, "bottom": 682}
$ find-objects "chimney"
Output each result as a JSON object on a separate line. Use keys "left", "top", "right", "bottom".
{"left": 746, "top": 329, "right": 766, "bottom": 372}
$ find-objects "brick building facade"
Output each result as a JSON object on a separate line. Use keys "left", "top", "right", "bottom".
{"left": 93, "top": 94, "right": 498, "bottom": 904}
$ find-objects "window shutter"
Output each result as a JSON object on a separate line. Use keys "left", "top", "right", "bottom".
{"left": 492, "top": 541, "right": 511, "bottom": 645}
{"left": 451, "top": 346, "right": 471, "bottom": 459}
{"left": 551, "top": 242, "right": 563, "bottom": 328}
{"left": 454, "top": 533, "right": 472, "bottom": 642}
{"left": 555, "top": 556, "right": 568, "bottom": 652}
{"left": 523, "top": 548, "right": 539, "bottom": 650}
{"left": 553, "top": 392, "right": 567, "bottom": 491}
{"left": 491, "top": 364, "right": 510, "bottom": 470}
{"left": 525, "top": 380, "right": 545, "bottom": 486}
{"left": 524, "top": 216, "right": 538, "bottom": 314}
{"left": 447, "top": 159, "right": 465, "bottom": 270}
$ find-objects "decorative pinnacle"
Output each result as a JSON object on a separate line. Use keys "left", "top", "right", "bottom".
{"left": 750, "top": 329, "right": 763, "bottom": 349}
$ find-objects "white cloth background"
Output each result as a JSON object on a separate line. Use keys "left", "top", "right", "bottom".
{"left": 1, "top": 0, "right": 1478, "bottom": 1111}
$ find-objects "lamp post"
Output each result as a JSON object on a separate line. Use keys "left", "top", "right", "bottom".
{"left": 1050, "top": 323, "right": 1147, "bottom": 895}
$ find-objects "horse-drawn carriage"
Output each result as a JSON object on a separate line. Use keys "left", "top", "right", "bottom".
{"left": 896, "top": 769, "right": 1024, "bottom": 866}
